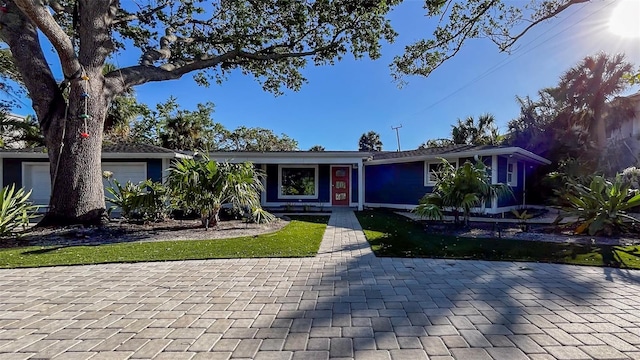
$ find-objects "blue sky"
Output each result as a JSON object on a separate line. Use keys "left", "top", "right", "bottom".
{"left": 9, "top": 0, "right": 640, "bottom": 151}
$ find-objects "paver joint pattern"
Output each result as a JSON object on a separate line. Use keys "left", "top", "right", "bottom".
{"left": 1, "top": 208, "right": 640, "bottom": 359}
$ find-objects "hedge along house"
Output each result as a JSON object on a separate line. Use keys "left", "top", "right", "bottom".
{"left": 207, "top": 151, "right": 370, "bottom": 210}
{"left": 0, "top": 143, "right": 184, "bottom": 208}
{"left": 363, "top": 145, "right": 552, "bottom": 214}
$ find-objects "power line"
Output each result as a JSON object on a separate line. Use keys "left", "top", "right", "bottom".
{"left": 403, "top": 0, "right": 614, "bottom": 119}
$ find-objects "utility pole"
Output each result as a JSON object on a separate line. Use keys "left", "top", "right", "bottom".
{"left": 392, "top": 124, "right": 402, "bottom": 152}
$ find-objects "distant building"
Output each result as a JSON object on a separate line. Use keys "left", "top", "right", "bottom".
{"left": 0, "top": 113, "right": 27, "bottom": 149}
{"left": 605, "top": 92, "right": 640, "bottom": 171}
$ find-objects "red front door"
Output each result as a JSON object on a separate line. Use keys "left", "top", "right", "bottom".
{"left": 331, "top": 166, "right": 350, "bottom": 206}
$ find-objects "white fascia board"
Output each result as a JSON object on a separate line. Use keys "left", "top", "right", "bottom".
{"left": 0, "top": 152, "right": 48, "bottom": 159}
{"left": 512, "top": 148, "right": 552, "bottom": 165}
{"left": 365, "top": 147, "right": 551, "bottom": 166}
{"left": 102, "top": 153, "right": 180, "bottom": 159}
{"left": 208, "top": 152, "right": 369, "bottom": 164}
{"left": 0, "top": 152, "right": 180, "bottom": 159}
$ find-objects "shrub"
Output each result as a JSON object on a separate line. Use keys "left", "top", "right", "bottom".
{"left": 0, "top": 185, "right": 39, "bottom": 236}
{"left": 104, "top": 174, "right": 168, "bottom": 223}
{"left": 554, "top": 175, "right": 640, "bottom": 236}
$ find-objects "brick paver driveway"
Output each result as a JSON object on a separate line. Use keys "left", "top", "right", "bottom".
{"left": 1, "top": 209, "right": 640, "bottom": 359}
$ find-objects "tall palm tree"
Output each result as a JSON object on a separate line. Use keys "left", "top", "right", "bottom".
{"left": 555, "top": 53, "right": 632, "bottom": 149}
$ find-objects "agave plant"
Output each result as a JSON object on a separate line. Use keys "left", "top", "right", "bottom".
{"left": 554, "top": 175, "right": 640, "bottom": 236}
{"left": 0, "top": 185, "right": 39, "bottom": 236}
{"left": 414, "top": 159, "right": 512, "bottom": 226}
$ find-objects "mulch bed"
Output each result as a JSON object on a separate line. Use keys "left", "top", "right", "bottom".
{"left": 0, "top": 218, "right": 289, "bottom": 249}
{"left": 422, "top": 221, "right": 640, "bottom": 246}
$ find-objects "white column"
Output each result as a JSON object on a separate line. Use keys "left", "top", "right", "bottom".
{"left": 261, "top": 164, "right": 267, "bottom": 207}
{"left": 522, "top": 161, "right": 526, "bottom": 207}
{"left": 358, "top": 160, "right": 364, "bottom": 211}
{"left": 491, "top": 155, "right": 498, "bottom": 212}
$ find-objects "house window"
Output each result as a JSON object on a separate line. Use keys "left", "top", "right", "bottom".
{"left": 507, "top": 160, "right": 518, "bottom": 186}
{"left": 424, "top": 160, "right": 457, "bottom": 186}
{"left": 278, "top": 165, "right": 318, "bottom": 199}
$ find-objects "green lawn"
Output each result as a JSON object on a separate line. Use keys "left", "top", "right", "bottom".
{"left": 356, "top": 210, "right": 640, "bottom": 269}
{"left": 0, "top": 216, "right": 329, "bottom": 269}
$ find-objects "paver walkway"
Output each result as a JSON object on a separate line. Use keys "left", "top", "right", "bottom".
{"left": 1, "top": 210, "right": 640, "bottom": 359}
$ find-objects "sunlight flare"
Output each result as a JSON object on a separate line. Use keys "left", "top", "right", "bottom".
{"left": 609, "top": 0, "right": 640, "bottom": 38}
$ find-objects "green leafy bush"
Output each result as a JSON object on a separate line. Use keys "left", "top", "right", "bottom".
{"left": 104, "top": 174, "right": 168, "bottom": 223}
{"left": 554, "top": 175, "right": 640, "bottom": 236}
{"left": 0, "top": 185, "right": 39, "bottom": 236}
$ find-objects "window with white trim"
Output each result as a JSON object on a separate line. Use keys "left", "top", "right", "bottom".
{"left": 424, "top": 160, "right": 457, "bottom": 186}
{"left": 507, "top": 160, "right": 517, "bottom": 186}
{"left": 278, "top": 165, "right": 318, "bottom": 199}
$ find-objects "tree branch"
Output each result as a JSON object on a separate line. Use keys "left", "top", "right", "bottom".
{"left": 112, "top": 2, "right": 169, "bottom": 25}
{"left": 106, "top": 41, "right": 337, "bottom": 97}
{"left": 13, "top": 0, "right": 80, "bottom": 79}
{"left": 1, "top": 1, "right": 63, "bottom": 134}
{"left": 500, "top": 0, "right": 589, "bottom": 51}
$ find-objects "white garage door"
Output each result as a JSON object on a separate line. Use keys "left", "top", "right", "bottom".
{"left": 22, "top": 163, "right": 51, "bottom": 206}
{"left": 22, "top": 162, "right": 148, "bottom": 206}
{"left": 102, "top": 163, "right": 148, "bottom": 200}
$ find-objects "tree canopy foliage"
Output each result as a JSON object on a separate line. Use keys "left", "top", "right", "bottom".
{"left": 128, "top": 97, "right": 299, "bottom": 151}
{"left": 359, "top": 131, "right": 383, "bottom": 151}
{"left": 220, "top": 126, "right": 298, "bottom": 151}
{"left": 419, "top": 113, "right": 501, "bottom": 148}
{"left": 504, "top": 53, "right": 635, "bottom": 175}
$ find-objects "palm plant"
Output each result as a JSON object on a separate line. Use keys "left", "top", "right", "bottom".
{"left": 414, "top": 159, "right": 512, "bottom": 226}
{"left": 555, "top": 52, "right": 632, "bottom": 149}
{"left": 451, "top": 114, "right": 501, "bottom": 145}
{"left": 166, "top": 154, "right": 270, "bottom": 229}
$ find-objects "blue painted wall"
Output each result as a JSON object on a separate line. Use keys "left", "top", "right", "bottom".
{"left": 364, "top": 156, "right": 536, "bottom": 209}
{"left": 365, "top": 161, "right": 432, "bottom": 205}
{"left": 351, "top": 167, "right": 358, "bottom": 204}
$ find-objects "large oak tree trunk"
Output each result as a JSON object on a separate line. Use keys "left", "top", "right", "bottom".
{"left": 39, "top": 69, "right": 108, "bottom": 226}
